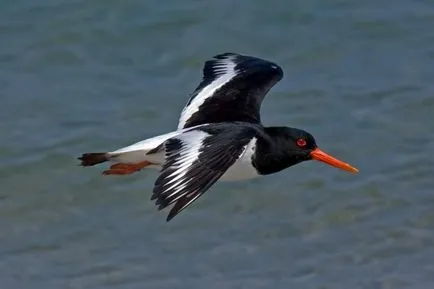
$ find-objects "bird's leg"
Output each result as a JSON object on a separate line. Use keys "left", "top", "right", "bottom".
{"left": 103, "top": 161, "right": 152, "bottom": 175}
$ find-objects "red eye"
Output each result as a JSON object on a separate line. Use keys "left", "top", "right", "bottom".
{"left": 296, "top": 138, "right": 307, "bottom": 147}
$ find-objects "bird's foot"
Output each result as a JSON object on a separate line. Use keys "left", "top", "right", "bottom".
{"left": 103, "top": 161, "right": 151, "bottom": 175}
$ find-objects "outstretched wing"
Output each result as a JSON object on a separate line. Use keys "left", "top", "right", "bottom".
{"left": 151, "top": 124, "right": 256, "bottom": 221}
{"left": 177, "top": 53, "right": 284, "bottom": 129}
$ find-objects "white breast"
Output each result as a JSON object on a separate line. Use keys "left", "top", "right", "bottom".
{"left": 220, "top": 137, "right": 259, "bottom": 181}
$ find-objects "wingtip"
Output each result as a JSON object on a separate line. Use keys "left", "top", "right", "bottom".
{"left": 166, "top": 209, "right": 178, "bottom": 222}
{"left": 213, "top": 52, "right": 239, "bottom": 59}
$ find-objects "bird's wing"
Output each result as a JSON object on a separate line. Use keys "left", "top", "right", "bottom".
{"left": 151, "top": 124, "right": 256, "bottom": 221}
{"left": 177, "top": 53, "right": 283, "bottom": 129}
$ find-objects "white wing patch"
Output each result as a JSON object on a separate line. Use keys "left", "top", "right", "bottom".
{"left": 159, "top": 130, "right": 209, "bottom": 199}
{"left": 151, "top": 124, "right": 258, "bottom": 221}
{"left": 177, "top": 56, "right": 238, "bottom": 129}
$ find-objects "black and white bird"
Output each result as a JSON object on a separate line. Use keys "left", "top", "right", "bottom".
{"left": 79, "top": 53, "right": 358, "bottom": 221}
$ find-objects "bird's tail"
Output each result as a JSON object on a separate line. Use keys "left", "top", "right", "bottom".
{"left": 78, "top": 152, "right": 110, "bottom": 166}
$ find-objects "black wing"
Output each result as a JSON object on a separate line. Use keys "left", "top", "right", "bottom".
{"left": 151, "top": 124, "right": 257, "bottom": 221}
{"left": 177, "top": 53, "right": 284, "bottom": 129}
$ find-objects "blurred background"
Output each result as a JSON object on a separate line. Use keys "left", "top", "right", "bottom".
{"left": 1, "top": 0, "right": 434, "bottom": 288}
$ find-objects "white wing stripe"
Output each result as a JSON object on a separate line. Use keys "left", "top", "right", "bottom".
{"left": 164, "top": 181, "right": 186, "bottom": 197}
{"left": 160, "top": 131, "right": 209, "bottom": 196}
{"left": 177, "top": 57, "right": 238, "bottom": 129}
{"left": 164, "top": 177, "right": 194, "bottom": 199}
{"left": 166, "top": 147, "right": 200, "bottom": 179}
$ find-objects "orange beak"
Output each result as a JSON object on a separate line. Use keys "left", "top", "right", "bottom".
{"left": 310, "top": 148, "right": 359, "bottom": 174}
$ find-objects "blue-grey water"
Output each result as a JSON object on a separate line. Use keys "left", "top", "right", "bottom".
{"left": 1, "top": 1, "right": 434, "bottom": 288}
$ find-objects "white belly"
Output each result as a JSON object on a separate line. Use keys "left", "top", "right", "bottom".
{"left": 220, "top": 137, "right": 259, "bottom": 181}
{"left": 220, "top": 158, "right": 259, "bottom": 181}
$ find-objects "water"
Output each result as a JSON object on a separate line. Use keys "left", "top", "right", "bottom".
{"left": 1, "top": 0, "right": 434, "bottom": 288}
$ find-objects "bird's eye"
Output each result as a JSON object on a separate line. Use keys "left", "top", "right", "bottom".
{"left": 296, "top": 138, "right": 307, "bottom": 147}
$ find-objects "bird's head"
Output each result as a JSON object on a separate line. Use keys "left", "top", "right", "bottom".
{"left": 265, "top": 127, "right": 359, "bottom": 174}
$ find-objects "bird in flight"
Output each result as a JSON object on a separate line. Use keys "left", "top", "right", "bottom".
{"left": 79, "top": 53, "right": 358, "bottom": 221}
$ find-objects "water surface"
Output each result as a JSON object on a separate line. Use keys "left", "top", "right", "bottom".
{"left": 1, "top": 1, "right": 434, "bottom": 288}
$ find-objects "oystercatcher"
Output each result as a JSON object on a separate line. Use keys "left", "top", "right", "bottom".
{"left": 79, "top": 53, "right": 358, "bottom": 221}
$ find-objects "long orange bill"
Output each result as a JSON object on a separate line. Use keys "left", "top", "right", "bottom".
{"left": 310, "top": 148, "right": 359, "bottom": 174}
